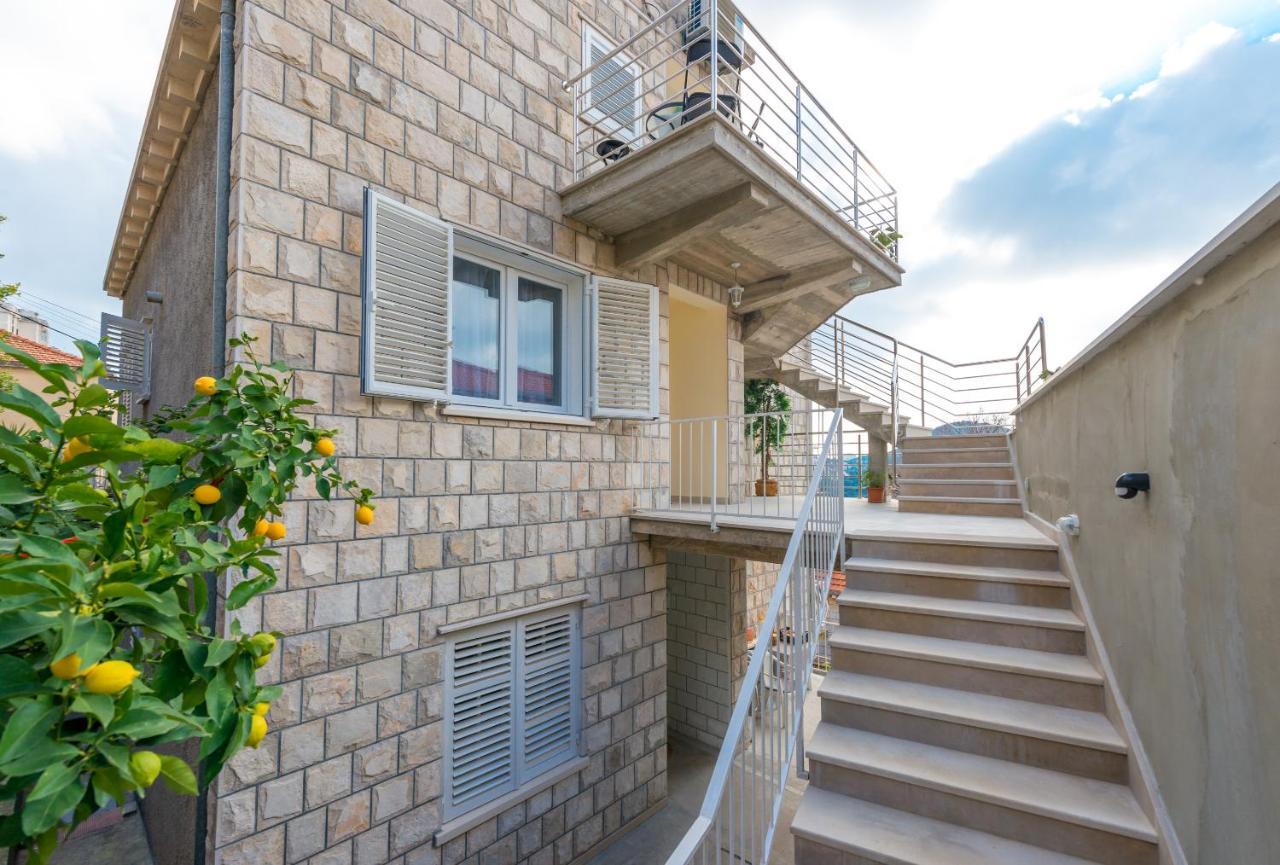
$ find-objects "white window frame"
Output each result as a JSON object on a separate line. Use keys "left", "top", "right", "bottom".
{"left": 441, "top": 607, "right": 583, "bottom": 823}
{"left": 581, "top": 24, "right": 643, "bottom": 142}
{"left": 448, "top": 235, "right": 586, "bottom": 417}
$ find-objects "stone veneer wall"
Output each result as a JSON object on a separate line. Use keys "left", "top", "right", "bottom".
{"left": 200, "top": 1, "right": 748, "bottom": 864}
{"left": 665, "top": 551, "right": 736, "bottom": 750}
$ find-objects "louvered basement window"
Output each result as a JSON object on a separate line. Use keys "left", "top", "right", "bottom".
{"left": 99, "top": 313, "right": 150, "bottom": 403}
{"left": 583, "top": 26, "right": 640, "bottom": 139}
{"left": 443, "top": 608, "right": 581, "bottom": 821}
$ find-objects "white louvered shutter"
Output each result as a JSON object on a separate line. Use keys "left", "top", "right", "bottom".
{"left": 99, "top": 313, "right": 150, "bottom": 399}
{"left": 585, "top": 29, "right": 639, "bottom": 137}
{"left": 591, "top": 278, "right": 658, "bottom": 418}
{"left": 361, "top": 189, "right": 453, "bottom": 401}
{"left": 445, "top": 627, "right": 514, "bottom": 818}
{"left": 518, "top": 612, "right": 577, "bottom": 777}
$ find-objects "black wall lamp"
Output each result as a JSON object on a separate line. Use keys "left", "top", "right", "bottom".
{"left": 1115, "top": 472, "right": 1151, "bottom": 500}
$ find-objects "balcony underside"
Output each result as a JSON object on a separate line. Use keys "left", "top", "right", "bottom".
{"left": 560, "top": 117, "right": 904, "bottom": 361}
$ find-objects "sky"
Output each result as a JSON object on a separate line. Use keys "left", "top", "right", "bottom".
{"left": 1, "top": 2, "right": 1279, "bottom": 364}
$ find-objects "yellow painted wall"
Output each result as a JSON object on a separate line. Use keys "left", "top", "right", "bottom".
{"left": 669, "top": 286, "right": 728, "bottom": 500}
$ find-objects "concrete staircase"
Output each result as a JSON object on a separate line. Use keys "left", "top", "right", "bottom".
{"left": 790, "top": 532, "right": 1160, "bottom": 865}
{"left": 897, "top": 434, "right": 1023, "bottom": 517}
{"left": 756, "top": 358, "right": 927, "bottom": 445}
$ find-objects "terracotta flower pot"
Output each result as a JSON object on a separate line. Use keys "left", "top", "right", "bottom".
{"left": 755, "top": 479, "right": 779, "bottom": 497}
{"left": 867, "top": 486, "right": 885, "bottom": 504}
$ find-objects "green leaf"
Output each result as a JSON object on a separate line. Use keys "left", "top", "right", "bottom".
{"left": 227, "top": 573, "right": 274, "bottom": 610}
{"left": 121, "top": 438, "right": 193, "bottom": 463}
{"left": 147, "top": 464, "right": 180, "bottom": 490}
{"left": 91, "top": 767, "right": 130, "bottom": 809}
{"left": 158, "top": 755, "right": 197, "bottom": 795}
{"left": 0, "top": 610, "right": 55, "bottom": 650}
{"left": 21, "top": 770, "right": 85, "bottom": 836}
{"left": 73, "top": 383, "right": 111, "bottom": 410}
{"left": 0, "top": 386, "right": 61, "bottom": 432}
{"left": 109, "top": 707, "right": 181, "bottom": 740}
{"left": 0, "top": 733, "right": 80, "bottom": 778}
{"left": 28, "top": 759, "right": 83, "bottom": 802}
{"left": 0, "top": 473, "right": 39, "bottom": 505}
{"left": 0, "top": 654, "right": 41, "bottom": 698}
{"left": 62, "top": 415, "right": 124, "bottom": 441}
{"left": 71, "top": 692, "right": 116, "bottom": 727}
{"left": 59, "top": 615, "right": 114, "bottom": 667}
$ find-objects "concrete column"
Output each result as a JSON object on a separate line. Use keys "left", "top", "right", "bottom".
{"left": 867, "top": 435, "right": 888, "bottom": 479}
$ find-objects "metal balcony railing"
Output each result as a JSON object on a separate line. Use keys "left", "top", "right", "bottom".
{"left": 563, "top": 0, "right": 900, "bottom": 260}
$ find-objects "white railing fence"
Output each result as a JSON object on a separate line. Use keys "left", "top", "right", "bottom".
{"left": 650, "top": 408, "right": 869, "bottom": 529}
{"left": 563, "top": 0, "right": 899, "bottom": 259}
{"left": 665, "top": 410, "right": 845, "bottom": 865}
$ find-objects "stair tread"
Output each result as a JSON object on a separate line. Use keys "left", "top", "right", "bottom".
{"left": 793, "top": 788, "right": 1104, "bottom": 865}
{"left": 902, "top": 447, "right": 1009, "bottom": 455}
{"left": 829, "top": 626, "right": 1102, "bottom": 684}
{"left": 898, "top": 478, "right": 1017, "bottom": 486}
{"left": 898, "top": 495, "right": 1022, "bottom": 505}
{"left": 845, "top": 557, "right": 1070, "bottom": 586}
{"left": 838, "top": 590, "right": 1085, "bottom": 630}
{"left": 902, "top": 434, "right": 1008, "bottom": 445}
{"left": 847, "top": 529, "right": 1058, "bottom": 550}
{"left": 897, "top": 462, "right": 1013, "bottom": 469}
{"left": 807, "top": 725, "right": 1156, "bottom": 842}
{"left": 819, "top": 670, "right": 1126, "bottom": 752}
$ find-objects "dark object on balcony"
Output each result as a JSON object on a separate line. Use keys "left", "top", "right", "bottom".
{"left": 1114, "top": 472, "right": 1150, "bottom": 500}
{"left": 685, "top": 36, "right": 744, "bottom": 70}
{"left": 595, "top": 139, "right": 632, "bottom": 164}
{"left": 682, "top": 92, "right": 739, "bottom": 125}
{"left": 647, "top": 101, "right": 686, "bottom": 140}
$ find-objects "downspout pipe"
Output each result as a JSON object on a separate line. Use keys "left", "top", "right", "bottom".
{"left": 196, "top": 3, "right": 235, "bottom": 864}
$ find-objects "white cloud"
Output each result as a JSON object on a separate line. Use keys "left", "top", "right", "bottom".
{"left": 1268, "top": 32, "right": 1280, "bottom": 41}
{"left": 1130, "top": 21, "right": 1241, "bottom": 97}
{"left": 0, "top": 2, "right": 169, "bottom": 159}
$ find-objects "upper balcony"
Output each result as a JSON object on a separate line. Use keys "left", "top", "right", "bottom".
{"left": 562, "top": 0, "right": 903, "bottom": 328}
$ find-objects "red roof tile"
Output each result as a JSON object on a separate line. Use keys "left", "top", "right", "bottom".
{"left": 0, "top": 331, "right": 81, "bottom": 367}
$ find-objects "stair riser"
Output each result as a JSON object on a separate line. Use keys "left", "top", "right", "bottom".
{"left": 807, "top": 764, "right": 1158, "bottom": 865}
{"left": 846, "top": 569, "right": 1073, "bottom": 608}
{"left": 831, "top": 648, "right": 1104, "bottom": 711}
{"left": 900, "top": 435, "right": 1008, "bottom": 451}
{"left": 793, "top": 837, "right": 882, "bottom": 865}
{"left": 820, "top": 700, "right": 1129, "bottom": 784}
{"left": 897, "top": 481, "right": 1020, "bottom": 498}
{"left": 898, "top": 498, "right": 1024, "bottom": 518}
{"left": 897, "top": 464, "right": 1015, "bottom": 480}
{"left": 900, "top": 449, "right": 1009, "bottom": 465}
{"left": 838, "top": 607, "right": 1087, "bottom": 654}
{"left": 850, "top": 539, "right": 1060, "bottom": 572}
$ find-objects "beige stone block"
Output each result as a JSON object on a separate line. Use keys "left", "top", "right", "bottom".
{"left": 320, "top": 247, "right": 362, "bottom": 293}
{"left": 225, "top": 738, "right": 277, "bottom": 789}
{"left": 326, "top": 704, "right": 378, "bottom": 755}
{"left": 217, "top": 788, "right": 256, "bottom": 843}
{"left": 431, "top": 424, "right": 462, "bottom": 459}
{"left": 303, "top": 670, "right": 357, "bottom": 720}
{"left": 372, "top": 773, "right": 414, "bottom": 824}
{"left": 315, "top": 332, "right": 360, "bottom": 376}
{"left": 356, "top": 417, "right": 398, "bottom": 457}
{"left": 314, "top": 39, "right": 351, "bottom": 88}
{"left": 281, "top": 631, "right": 329, "bottom": 680}
{"left": 242, "top": 46, "right": 285, "bottom": 100}
{"left": 289, "top": 542, "right": 336, "bottom": 588}
{"left": 246, "top": 5, "right": 312, "bottom": 67}
{"left": 349, "top": 0, "right": 414, "bottom": 45}
{"left": 241, "top": 182, "right": 305, "bottom": 239}
{"left": 233, "top": 272, "right": 293, "bottom": 322}
{"left": 278, "top": 235, "right": 321, "bottom": 284}
{"left": 327, "top": 791, "right": 372, "bottom": 844}
{"left": 216, "top": 826, "right": 285, "bottom": 865}
{"left": 242, "top": 92, "right": 310, "bottom": 156}
{"left": 438, "top": 175, "right": 470, "bottom": 222}
{"left": 354, "top": 738, "right": 398, "bottom": 788}
{"left": 311, "top": 582, "right": 359, "bottom": 628}
{"left": 389, "top": 802, "right": 438, "bottom": 855}
{"left": 258, "top": 772, "right": 305, "bottom": 824}
{"left": 437, "top": 104, "right": 477, "bottom": 149}
{"left": 397, "top": 723, "right": 440, "bottom": 770}
{"left": 271, "top": 323, "right": 314, "bottom": 370}
{"left": 236, "top": 225, "right": 278, "bottom": 275}
{"left": 333, "top": 10, "right": 374, "bottom": 61}
{"left": 304, "top": 201, "right": 344, "bottom": 248}
{"left": 294, "top": 284, "right": 338, "bottom": 329}
{"left": 285, "top": 809, "right": 326, "bottom": 862}
{"left": 358, "top": 576, "right": 397, "bottom": 619}
{"left": 352, "top": 59, "right": 391, "bottom": 106}
{"left": 398, "top": 571, "right": 432, "bottom": 610}
{"left": 347, "top": 136, "right": 384, "bottom": 183}
{"left": 516, "top": 555, "right": 550, "bottom": 589}
{"left": 306, "top": 755, "right": 354, "bottom": 809}
{"left": 284, "top": 67, "right": 332, "bottom": 120}
{"left": 331, "top": 620, "right": 383, "bottom": 667}
{"left": 333, "top": 89, "right": 367, "bottom": 136}
{"left": 263, "top": 590, "right": 308, "bottom": 634}
{"left": 357, "top": 656, "right": 401, "bottom": 703}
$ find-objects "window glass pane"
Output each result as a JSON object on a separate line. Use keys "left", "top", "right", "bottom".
{"left": 517, "top": 277, "right": 563, "bottom": 406}
{"left": 452, "top": 258, "right": 502, "bottom": 400}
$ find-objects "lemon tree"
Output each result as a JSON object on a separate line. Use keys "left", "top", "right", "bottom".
{"left": 0, "top": 335, "right": 373, "bottom": 862}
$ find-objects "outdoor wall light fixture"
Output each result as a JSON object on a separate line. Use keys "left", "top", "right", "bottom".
{"left": 1115, "top": 472, "right": 1151, "bottom": 500}
{"left": 728, "top": 262, "right": 744, "bottom": 308}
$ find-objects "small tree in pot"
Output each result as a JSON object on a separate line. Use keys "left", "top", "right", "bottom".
{"left": 862, "top": 469, "right": 887, "bottom": 504}
{"left": 745, "top": 379, "right": 790, "bottom": 497}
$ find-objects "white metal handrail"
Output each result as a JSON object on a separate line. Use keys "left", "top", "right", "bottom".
{"left": 564, "top": 0, "right": 899, "bottom": 259}
{"left": 665, "top": 410, "right": 845, "bottom": 865}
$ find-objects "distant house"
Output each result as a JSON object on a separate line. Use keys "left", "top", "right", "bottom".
{"left": 0, "top": 330, "right": 79, "bottom": 430}
{"left": 932, "top": 418, "right": 1011, "bottom": 436}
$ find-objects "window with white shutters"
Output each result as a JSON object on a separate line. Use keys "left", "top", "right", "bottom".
{"left": 583, "top": 26, "right": 641, "bottom": 139}
{"left": 591, "top": 277, "right": 659, "bottom": 418}
{"left": 443, "top": 609, "right": 581, "bottom": 821}
{"left": 99, "top": 313, "right": 150, "bottom": 400}
{"left": 361, "top": 189, "right": 453, "bottom": 401}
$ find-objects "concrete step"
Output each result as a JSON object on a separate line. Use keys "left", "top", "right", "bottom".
{"left": 849, "top": 534, "right": 1060, "bottom": 572}
{"left": 900, "top": 434, "right": 1010, "bottom": 451}
{"left": 829, "top": 626, "right": 1104, "bottom": 710}
{"left": 899, "top": 447, "right": 1010, "bottom": 465}
{"left": 845, "top": 557, "right": 1073, "bottom": 608}
{"left": 818, "top": 671, "right": 1128, "bottom": 783}
{"left": 837, "top": 590, "right": 1086, "bottom": 653}
{"left": 805, "top": 726, "right": 1157, "bottom": 865}
{"left": 897, "top": 478, "right": 1020, "bottom": 499}
{"left": 793, "top": 788, "right": 1105, "bottom": 865}
{"left": 896, "top": 462, "right": 1015, "bottom": 480}
{"left": 898, "top": 496, "right": 1024, "bottom": 518}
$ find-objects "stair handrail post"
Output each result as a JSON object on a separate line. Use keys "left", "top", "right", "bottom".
{"left": 890, "top": 337, "right": 899, "bottom": 496}
{"left": 710, "top": 418, "right": 718, "bottom": 532}
{"left": 709, "top": 0, "right": 719, "bottom": 113}
{"left": 1038, "top": 316, "right": 1048, "bottom": 379}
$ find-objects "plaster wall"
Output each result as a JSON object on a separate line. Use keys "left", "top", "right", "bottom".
{"left": 1013, "top": 220, "right": 1280, "bottom": 865}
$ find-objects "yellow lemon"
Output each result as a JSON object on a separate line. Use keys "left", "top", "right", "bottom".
{"left": 265, "top": 521, "right": 286, "bottom": 541}
{"left": 194, "top": 376, "right": 217, "bottom": 397}
{"left": 355, "top": 504, "right": 374, "bottom": 526}
{"left": 62, "top": 437, "right": 92, "bottom": 461}
{"left": 194, "top": 484, "right": 222, "bottom": 506}
{"left": 83, "top": 660, "right": 140, "bottom": 695}
{"left": 252, "top": 519, "right": 270, "bottom": 538}
{"left": 315, "top": 437, "right": 336, "bottom": 458}
{"left": 253, "top": 702, "right": 270, "bottom": 717}
{"left": 247, "top": 714, "right": 268, "bottom": 748}
{"left": 50, "top": 653, "right": 82, "bottom": 680}
{"left": 130, "top": 751, "right": 162, "bottom": 787}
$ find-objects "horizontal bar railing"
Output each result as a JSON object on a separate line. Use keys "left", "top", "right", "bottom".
{"left": 665, "top": 410, "right": 844, "bottom": 865}
{"left": 564, "top": 0, "right": 899, "bottom": 260}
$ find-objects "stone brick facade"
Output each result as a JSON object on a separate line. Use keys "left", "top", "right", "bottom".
{"left": 168, "top": 1, "right": 747, "bottom": 864}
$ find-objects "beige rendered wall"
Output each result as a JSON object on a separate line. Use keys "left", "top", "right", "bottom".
{"left": 669, "top": 287, "right": 729, "bottom": 501}
{"left": 1013, "top": 220, "right": 1280, "bottom": 865}
{"left": 0, "top": 366, "right": 74, "bottom": 431}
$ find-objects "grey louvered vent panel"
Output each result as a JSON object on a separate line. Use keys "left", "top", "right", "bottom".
{"left": 592, "top": 278, "right": 657, "bottom": 418}
{"left": 588, "top": 38, "right": 638, "bottom": 133}
{"left": 99, "top": 313, "right": 149, "bottom": 396}
{"left": 362, "top": 190, "right": 452, "bottom": 400}
{"left": 447, "top": 629, "right": 514, "bottom": 813}
{"left": 520, "top": 614, "right": 575, "bottom": 771}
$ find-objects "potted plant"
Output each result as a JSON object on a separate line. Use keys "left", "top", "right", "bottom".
{"left": 863, "top": 468, "right": 887, "bottom": 503}
{"left": 745, "top": 379, "right": 789, "bottom": 497}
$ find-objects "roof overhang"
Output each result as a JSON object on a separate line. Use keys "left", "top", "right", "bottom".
{"left": 102, "top": 0, "right": 221, "bottom": 298}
